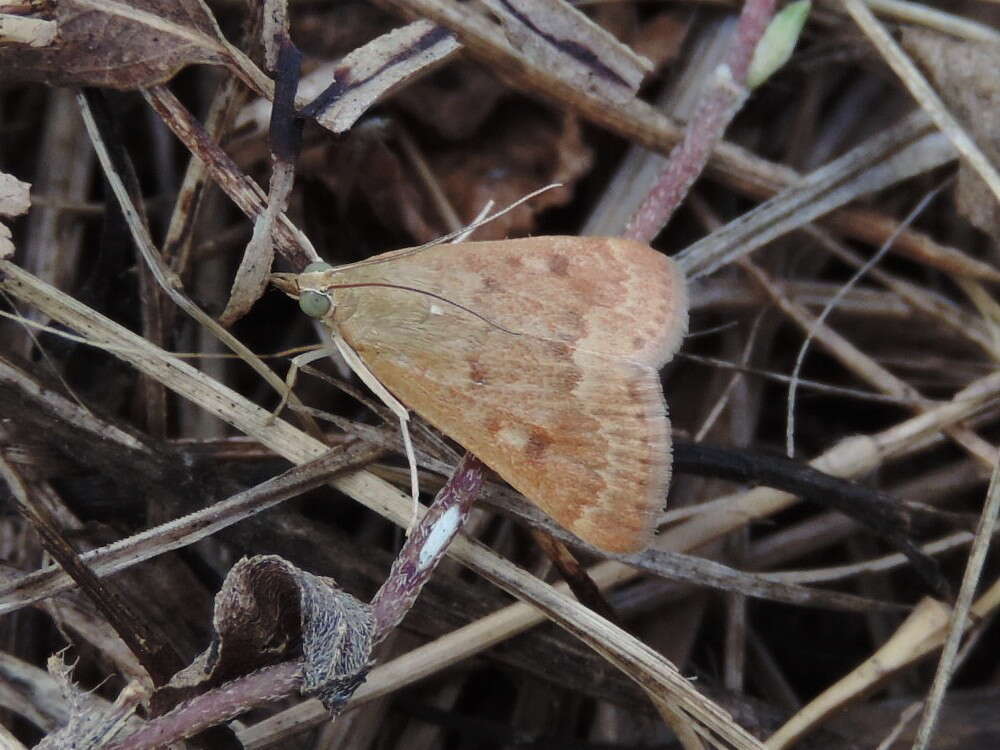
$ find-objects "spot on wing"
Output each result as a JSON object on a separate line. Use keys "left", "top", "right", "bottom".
{"left": 626, "top": 379, "right": 644, "bottom": 403}
{"left": 631, "top": 450, "right": 654, "bottom": 467}
{"left": 537, "top": 341, "right": 584, "bottom": 390}
{"left": 543, "top": 340, "right": 573, "bottom": 360}
{"left": 547, "top": 254, "right": 570, "bottom": 276}
{"left": 468, "top": 355, "right": 490, "bottom": 386}
{"left": 481, "top": 276, "right": 501, "bottom": 293}
{"left": 558, "top": 366, "right": 583, "bottom": 392}
{"left": 558, "top": 309, "right": 587, "bottom": 339}
{"left": 525, "top": 427, "right": 551, "bottom": 460}
{"left": 497, "top": 424, "right": 528, "bottom": 450}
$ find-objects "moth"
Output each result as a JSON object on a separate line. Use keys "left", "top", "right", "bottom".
{"left": 271, "top": 236, "right": 688, "bottom": 553}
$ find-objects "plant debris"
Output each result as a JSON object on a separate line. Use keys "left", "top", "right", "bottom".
{"left": 1, "top": 0, "right": 999, "bottom": 748}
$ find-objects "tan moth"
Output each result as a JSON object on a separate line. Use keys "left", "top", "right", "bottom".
{"left": 271, "top": 236, "right": 688, "bottom": 553}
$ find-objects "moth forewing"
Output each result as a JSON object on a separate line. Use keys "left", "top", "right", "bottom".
{"left": 275, "top": 236, "right": 688, "bottom": 553}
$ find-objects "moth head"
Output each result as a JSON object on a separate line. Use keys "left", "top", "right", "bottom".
{"left": 270, "top": 262, "right": 336, "bottom": 319}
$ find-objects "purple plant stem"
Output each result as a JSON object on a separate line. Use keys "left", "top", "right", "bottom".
{"left": 105, "top": 453, "right": 484, "bottom": 747}
{"left": 623, "top": 0, "right": 777, "bottom": 244}
{"left": 105, "top": 662, "right": 304, "bottom": 750}
{"left": 371, "top": 452, "right": 485, "bottom": 640}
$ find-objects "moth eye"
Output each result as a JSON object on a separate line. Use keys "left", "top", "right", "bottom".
{"left": 303, "top": 261, "right": 334, "bottom": 273}
{"left": 299, "top": 290, "right": 332, "bottom": 318}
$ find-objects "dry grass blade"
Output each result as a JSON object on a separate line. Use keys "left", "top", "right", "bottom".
{"left": 865, "top": 0, "right": 1000, "bottom": 42}
{"left": 380, "top": 0, "right": 998, "bottom": 283}
{"left": 763, "top": 597, "right": 953, "bottom": 749}
{"left": 741, "top": 257, "right": 996, "bottom": 467}
{"left": 0, "top": 443, "right": 383, "bottom": 615}
{"left": 77, "top": 90, "right": 323, "bottom": 440}
{"left": 677, "top": 113, "right": 954, "bottom": 279}
{"left": 481, "top": 0, "right": 652, "bottom": 103}
{"left": 765, "top": 550, "right": 1000, "bottom": 748}
{"left": 843, "top": 0, "right": 1000, "bottom": 204}
{"left": 806, "top": 226, "right": 1000, "bottom": 361}
{"left": 912, "top": 454, "right": 1000, "bottom": 748}
{"left": 0, "top": 452, "right": 182, "bottom": 684}
{"left": 143, "top": 85, "right": 319, "bottom": 268}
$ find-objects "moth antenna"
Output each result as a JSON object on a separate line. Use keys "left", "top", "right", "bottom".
{"left": 434, "top": 182, "right": 561, "bottom": 245}
{"left": 325, "top": 183, "right": 563, "bottom": 273}
{"left": 451, "top": 199, "right": 495, "bottom": 243}
{"left": 331, "top": 281, "right": 665, "bottom": 365}
{"left": 332, "top": 332, "right": 421, "bottom": 533}
{"left": 329, "top": 282, "right": 523, "bottom": 337}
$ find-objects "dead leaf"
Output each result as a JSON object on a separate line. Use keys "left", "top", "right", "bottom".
{"left": 0, "top": 171, "right": 29, "bottom": 260}
{"left": 0, "top": 0, "right": 235, "bottom": 89}
{"left": 161, "top": 555, "right": 374, "bottom": 711}
{"left": 303, "top": 109, "right": 593, "bottom": 243}
{"left": 218, "top": 168, "right": 286, "bottom": 327}
{"left": 234, "top": 4, "right": 399, "bottom": 137}
{"left": 0, "top": 172, "right": 31, "bottom": 217}
{"left": 433, "top": 111, "right": 593, "bottom": 239}
{"left": 0, "top": 224, "right": 13, "bottom": 259}
{"left": 394, "top": 61, "right": 506, "bottom": 140}
{"left": 481, "top": 0, "right": 652, "bottom": 103}
{"left": 306, "top": 134, "right": 443, "bottom": 244}
{"left": 220, "top": 40, "right": 302, "bottom": 328}
{"left": 629, "top": 12, "right": 690, "bottom": 73}
{"left": 903, "top": 29, "right": 1000, "bottom": 241}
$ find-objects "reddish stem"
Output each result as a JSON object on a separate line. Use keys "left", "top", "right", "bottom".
{"left": 105, "top": 663, "right": 304, "bottom": 750}
{"left": 624, "top": 0, "right": 778, "bottom": 244}
{"left": 106, "top": 454, "right": 484, "bottom": 747}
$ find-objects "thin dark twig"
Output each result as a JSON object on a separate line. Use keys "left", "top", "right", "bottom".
{"left": 0, "top": 452, "right": 184, "bottom": 685}
{"left": 672, "top": 441, "right": 951, "bottom": 597}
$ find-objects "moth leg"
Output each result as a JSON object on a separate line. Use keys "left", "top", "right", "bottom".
{"left": 333, "top": 333, "right": 421, "bottom": 535}
{"left": 272, "top": 346, "right": 329, "bottom": 421}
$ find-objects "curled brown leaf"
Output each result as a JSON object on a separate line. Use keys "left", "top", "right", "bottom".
{"left": 0, "top": 0, "right": 235, "bottom": 89}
